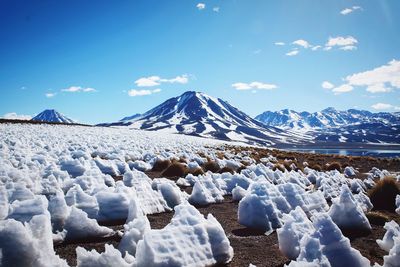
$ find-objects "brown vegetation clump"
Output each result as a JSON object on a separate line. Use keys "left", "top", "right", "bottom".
{"left": 190, "top": 167, "right": 204, "bottom": 176}
{"left": 311, "top": 164, "right": 322, "bottom": 172}
{"left": 325, "top": 161, "right": 342, "bottom": 172}
{"left": 219, "top": 166, "right": 235, "bottom": 174}
{"left": 152, "top": 159, "right": 171, "bottom": 172}
{"left": 369, "top": 177, "right": 400, "bottom": 212}
{"left": 202, "top": 161, "right": 221, "bottom": 173}
{"left": 273, "top": 164, "right": 286, "bottom": 172}
{"left": 161, "top": 162, "right": 188, "bottom": 178}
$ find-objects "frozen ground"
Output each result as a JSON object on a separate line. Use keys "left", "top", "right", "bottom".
{"left": 0, "top": 123, "right": 399, "bottom": 267}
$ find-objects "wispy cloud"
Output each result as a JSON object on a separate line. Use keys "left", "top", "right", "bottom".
{"left": 325, "top": 36, "right": 358, "bottom": 50}
{"left": 371, "top": 103, "right": 400, "bottom": 110}
{"left": 286, "top": 49, "right": 299, "bottom": 56}
{"left": 45, "top": 92, "right": 56, "bottom": 98}
{"left": 331, "top": 84, "right": 354, "bottom": 95}
{"left": 128, "top": 88, "right": 162, "bottom": 97}
{"left": 2, "top": 112, "right": 32, "bottom": 120}
{"left": 196, "top": 3, "right": 205, "bottom": 10}
{"left": 274, "top": 42, "right": 285, "bottom": 46}
{"left": 292, "top": 39, "right": 310, "bottom": 49}
{"left": 232, "top": 81, "right": 277, "bottom": 91}
{"left": 213, "top": 6, "right": 220, "bottom": 12}
{"left": 61, "top": 86, "right": 97, "bottom": 93}
{"left": 340, "top": 6, "right": 362, "bottom": 15}
{"left": 323, "top": 59, "right": 400, "bottom": 95}
{"left": 134, "top": 75, "right": 189, "bottom": 87}
{"left": 321, "top": 81, "right": 334, "bottom": 89}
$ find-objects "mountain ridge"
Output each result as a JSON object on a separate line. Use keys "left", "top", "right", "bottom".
{"left": 31, "top": 109, "right": 75, "bottom": 124}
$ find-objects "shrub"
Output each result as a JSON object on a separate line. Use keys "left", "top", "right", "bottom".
{"left": 152, "top": 159, "right": 171, "bottom": 172}
{"left": 161, "top": 162, "right": 188, "bottom": 178}
{"left": 311, "top": 164, "right": 322, "bottom": 172}
{"left": 369, "top": 177, "right": 400, "bottom": 212}
{"left": 273, "top": 164, "right": 285, "bottom": 172}
{"left": 219, "top": 166, "right": 235, "bottom": 174}
{"left": 190, "top": 167, "right": 204, "bottom": 176}
{"left": 202, "top": 161, "right": 220, "bottom": 173}
{"left": 325, "top": 161, "right": 342, "bottom": 172}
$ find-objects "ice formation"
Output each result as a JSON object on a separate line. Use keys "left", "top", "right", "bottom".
{"left": 328, "top": 185, "right": 371, "bottom": 232}
{"left": 135, "top": 202, "right": 233, "bottom": 266}
{"left": 377, "top": 220, "right": 400, "bottom": 252}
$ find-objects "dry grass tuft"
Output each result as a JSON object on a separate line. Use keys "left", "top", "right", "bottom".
{"left": 369, "top": 177, "right": 400, "bottom": 212}
{"left": 325, "top": 161, "right": 342, "bottom": 172}
{"left": 152, "top": 159, "right": 171, "bottom": 172}
{"left": 202, "top": 161, "right": 221, "bottom": 173}
{"left": 161, "top": 162, "right": 188, "bottom": 178}
{"left": 219, "top": 166, "right": 235, "bottom": 174}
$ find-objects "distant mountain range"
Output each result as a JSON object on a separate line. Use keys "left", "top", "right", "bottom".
{"left": 101, "top": 91, "right": 309, "bottom": 145}
{"left": 31, "top": 109, "right": 75, "bottom": 124}
{"left": 255, "top": 108, "right": 400, "bottom": 144}
{"left": 255, "top": 108, "right": 400, "bottom": 130}
{"left": 26, "top": 93, "right": 399, "bottom": 146}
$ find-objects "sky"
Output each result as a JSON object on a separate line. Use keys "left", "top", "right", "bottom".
{"left": 1, "top": 0, "right": 399, "bottom": 124}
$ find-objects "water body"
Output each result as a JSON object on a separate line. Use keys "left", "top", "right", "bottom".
{"left": 286, "top": 148, "right": 400, "bottom": 158}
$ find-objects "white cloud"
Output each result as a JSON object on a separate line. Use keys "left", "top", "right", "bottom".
{"left": 345, "top": 59, "right": 400, "bottom": 93}
{"left": 322, "top": 81, "right": 334, "bottom": 89}
{"left": 340, "top": 6, "right": 362, "bottom": 15}
{"left": 326, "top": 36, "right": 358, "bottom": 48}
{"left": 274, "top": 42, "right": 285, "bottom": 46}
{"left": 292, "top": 39, "right": 310, "bottom": 48}
{"left": 45, "top": 93, "right": 56, "bottom": 98}
{"left": 213, "top": 6, "right": 220, "bottom": 12}
{"left": 128, "top": 88, "right": 162, "bottom": 97}
{"left": 332, "top": 84, "right": 354, "bottom": 94}
{"left": 232, "top": 81, "right": 277, "bottom": 91}
{"left": 253, "top": 49, "right": 262, "bottom": 54}
{"left": 2, "top": 112, "right": 32, "bottom": 120}
{"left": 62, "top": 86, "right": 97, "bottom": 93}
{"left": 286, "top": 50, "right": 299, "bottom": 56}
{"left": 134, "top": 75, "right": 189, "bottom": 87}
{"left": 311, "top": 45, "right": 322, "bottom": 51}
{"left": 196, "top": 3, "right": 205, "bottom": 10}
{"left": 339, "top": 45, "right": 357, "bottom": 51}
{"left": 371, "top": 103, "right": 398, "bottom": 110}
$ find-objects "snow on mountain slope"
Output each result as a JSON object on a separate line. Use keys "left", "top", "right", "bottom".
{"left": 255, "top": 108, "right": 400, "bottom": 130}
{"left": 107, "top": 91, "right": 309, "bottom": 145}
{"left": 255, "top": 108, "right": 400, "bottom": 144}
{"left": 31, "top": 109, "right": 75, "bottom": 124}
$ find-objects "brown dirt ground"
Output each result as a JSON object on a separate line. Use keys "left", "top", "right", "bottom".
{"left": 54, "top": 147, "right": 400, "bottom": 266}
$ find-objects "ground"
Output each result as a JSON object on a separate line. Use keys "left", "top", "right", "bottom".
{"left": 54, "top": 146, "right": 400, "bottom": 267}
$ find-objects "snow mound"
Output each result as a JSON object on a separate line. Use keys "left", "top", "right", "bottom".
{"left": 379, "top": 236, "right": 400, "bottom": 267}
{"left": 118, "top": 216, "right": 150, "bottom": 257}
{"left": 328, "top": 185, "right": 371, "bottom": 232}
{"left": 277, "top": 207, "right": 315, "bottom": 260}
{"left": 76, "top": 244, "right": 134, "bottom": 267}
{"left": 64, "top": 207, "right": 114, "bottom": 241}
{"left": 377, "top": 220, "right": 400, "bottom": 252}
{"left": 189, "top": 176, "right": 224, "bottom": 205}
{"left": 396, "top": 195, "right": 400, "bottom": 215}
{"left": 123, "top": 170, "right": 169, "bottom": 214}
{"left": 232, "top": 185, "right": 247, "bottom": 201}
{"left": 135, "top": 202, "right": 233, "bottom": 266}
{"left": 312, "top": 213, "right": 370, "bottom": 267}
{"left": 0, "top": 215, "right": 68, "bottom": 267}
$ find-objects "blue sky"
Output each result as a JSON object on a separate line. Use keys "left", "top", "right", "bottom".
{"left": 1, "top": 0, "right": 399, "bottom": 124}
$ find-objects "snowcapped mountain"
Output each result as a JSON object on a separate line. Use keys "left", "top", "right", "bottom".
{"left": 255, "top": 108, "right": 400, "bottom": 144}
{"left": 255, "top": 108, "right": 400, "bottom": 130}
{"left": 105, "top": 91, "right": 309, "bottom": 145}
{"left": 31, "top": 109, "right": 75, "bottom": 124}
